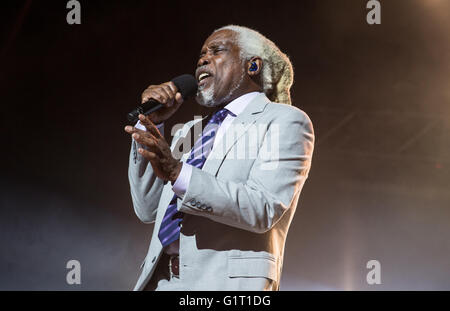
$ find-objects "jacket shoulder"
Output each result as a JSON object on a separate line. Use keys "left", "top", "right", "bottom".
{"left": 264, "top": 101, "right": 313, "bottom": 125}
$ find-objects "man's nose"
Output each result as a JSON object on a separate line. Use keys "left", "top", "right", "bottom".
{"left": 197, "top": 55, "right": 210, "bottom": 68}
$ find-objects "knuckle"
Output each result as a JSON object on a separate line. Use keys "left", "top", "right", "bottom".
{"left": 168, "top": 81, "right": 176, "bottom": 90}
{"left": 165, "top": 83, "right": 174, "bottom": 91}
{"left": 144, "top": 86, "right": 155, "bottom": 93}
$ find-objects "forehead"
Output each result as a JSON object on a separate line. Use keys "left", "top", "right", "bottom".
{"left": 201, "top": 29, "right": 237, "bottom": 50}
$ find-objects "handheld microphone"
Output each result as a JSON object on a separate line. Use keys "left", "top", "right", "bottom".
{"left": 127, "top": 74, "right": 198, "bottom": 123}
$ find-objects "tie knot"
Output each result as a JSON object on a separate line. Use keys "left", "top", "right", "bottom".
{"left": 208, "top": 108, "right": 234, "bottom": 125}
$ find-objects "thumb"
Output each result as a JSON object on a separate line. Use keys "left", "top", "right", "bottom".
{"left": 175, "top": 92, "right": 184, "bottom": 105}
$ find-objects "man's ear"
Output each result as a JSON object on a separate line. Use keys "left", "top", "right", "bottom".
{"left": 247, "top": 57, "right": 263, "bottom": 76}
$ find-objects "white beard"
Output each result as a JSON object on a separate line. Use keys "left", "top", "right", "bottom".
{"left": 196, "top": 84, "right": 217, "bottom": 107}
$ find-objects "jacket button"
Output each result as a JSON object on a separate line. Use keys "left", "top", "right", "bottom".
{"left": 190, "top": 199, "right": 196, "bottom": 206}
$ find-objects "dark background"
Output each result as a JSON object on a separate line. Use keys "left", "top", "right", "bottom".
{"left": 1, "top": 0, "right": 449, "bottom": 290}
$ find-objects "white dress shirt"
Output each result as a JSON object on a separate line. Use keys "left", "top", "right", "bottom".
{"left": 135, "top": 91, "right": 262, "bottom": 196}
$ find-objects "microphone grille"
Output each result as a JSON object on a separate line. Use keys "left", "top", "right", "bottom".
{"left": 171, "top": 74, "right": 198, "bottom": 99}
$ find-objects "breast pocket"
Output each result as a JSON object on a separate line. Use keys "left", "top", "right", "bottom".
{"left": 227, "top": 251, "right": 278, "bottom": 281}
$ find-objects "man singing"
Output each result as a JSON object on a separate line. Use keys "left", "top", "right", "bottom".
{"left": 124, "top": 25, "right": 314, "bottom": 291}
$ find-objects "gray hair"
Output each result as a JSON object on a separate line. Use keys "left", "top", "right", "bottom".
{"left": 214, "top": 25, "right": 294, "bottom": 105}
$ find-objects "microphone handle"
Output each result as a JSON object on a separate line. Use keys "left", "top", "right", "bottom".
{"left": 127, "top": 100, "right": 163, "bottom": 123}
{"left": 138, "top": 102, "right": 164, "bottom": 115}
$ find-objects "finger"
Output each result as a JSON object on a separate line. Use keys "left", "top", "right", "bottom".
{"left": 125, "top": 126, "right": 157, "bottom": 145}
{"left": 138, "top": 114, "right": 163, "bottom": 138}
{"left": 124, "top": 125, "right": 148, "bottom": 135}
{"left": 175, "top": 92, "right": 184, "bottom": 105}
{"left": 162, "top": 83, "right": 176, "bottom": 98}
{"left": 157, "top": 87, "right": 174, "bottom": 107}
{"left": 141, "top": 87, "right": 154, "bottom": 104}
{"left": 161, "top": 84, "right": 176, "bottom": 107}
{"left": 132, "top": 132, "right": 159, "bottom": 151}
{"left": 142, "top": 88, "right": 166, "bottom": 104}
{"left": 165, "top": 81, "right": 177, "bottom": 95}
{"left": 137, "top": 148, "right": 158, "bottom": 161}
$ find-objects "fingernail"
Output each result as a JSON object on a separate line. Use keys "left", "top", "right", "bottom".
{"left": 138, "top": 148, "right": 143, "bottom": 153}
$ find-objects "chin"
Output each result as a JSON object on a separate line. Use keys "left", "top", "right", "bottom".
{"left": 196, "top": 86, "right": 221, "bottom": 107}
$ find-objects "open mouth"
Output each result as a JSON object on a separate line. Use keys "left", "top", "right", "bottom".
{"left": 197, "top": 72, "right": 213, "bottom": 88}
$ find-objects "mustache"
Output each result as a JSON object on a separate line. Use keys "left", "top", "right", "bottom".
{"left": 195, "top": 66, "right": 213, "bottom": 77}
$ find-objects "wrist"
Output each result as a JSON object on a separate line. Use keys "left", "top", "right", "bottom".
{"left": 169, "top": 161, "right": 182, "bottom": 184}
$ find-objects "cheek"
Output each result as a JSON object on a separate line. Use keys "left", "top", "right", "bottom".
{"left": 216, "top": 62, "right": 240, "bottom": 88}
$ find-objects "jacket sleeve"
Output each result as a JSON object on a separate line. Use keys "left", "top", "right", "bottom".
{"left": 128, "top": 138, "right": 165, "bottom": 223}
{"left": 178, "top": 109, "right": 315, "bottom": 233}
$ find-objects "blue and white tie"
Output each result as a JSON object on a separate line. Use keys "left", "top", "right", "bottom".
{"left": 158, "top": 108, "right": 234, "bottom": 247}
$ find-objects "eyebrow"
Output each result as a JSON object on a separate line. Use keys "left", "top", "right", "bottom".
{"left": 199, "top": 40, "right": 229, "bottom": 55}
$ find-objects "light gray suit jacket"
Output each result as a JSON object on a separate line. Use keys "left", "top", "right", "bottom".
{"left": 128, "top": 93, "right": 314, "bottom": 291}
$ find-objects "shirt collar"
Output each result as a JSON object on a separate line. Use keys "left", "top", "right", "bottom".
{"left": 224, "top": 92, "right": 262, "bottom": 117}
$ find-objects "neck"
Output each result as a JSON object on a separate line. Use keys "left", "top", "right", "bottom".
{"left": 221, "top": 84, "right": 262, "bottom": 107}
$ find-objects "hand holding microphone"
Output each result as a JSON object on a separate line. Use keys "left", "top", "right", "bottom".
{"left": 140, "top": 82, "right": 183, "bottom": 125}
{"left": 127, "top": 74, "right": 198, "bottom": 124}
{"left": 124, "top": 74, "right": 197, "bottom": 183}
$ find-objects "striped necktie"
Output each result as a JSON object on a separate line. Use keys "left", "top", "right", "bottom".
{"left": 158, "top": 108, "right": 235, "bottom": 247}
